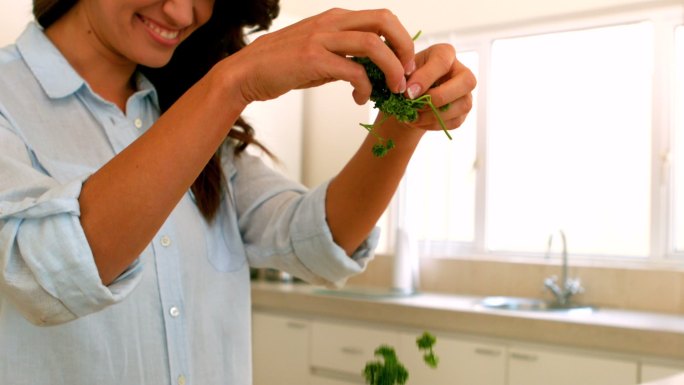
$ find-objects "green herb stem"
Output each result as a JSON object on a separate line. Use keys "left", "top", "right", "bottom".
{"left": 422, "top": 96, "right": 452, "bottom": 140}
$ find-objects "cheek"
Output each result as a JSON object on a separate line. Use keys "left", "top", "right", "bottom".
{"left": 196, "top": 0, "right": 215, "bottom": 26}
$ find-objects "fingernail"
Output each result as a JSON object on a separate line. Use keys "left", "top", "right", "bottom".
{"left": 405, "top": 60, "right": 416, "bottom": 75}
{"left": 407, "top": 84, "right": 421, "bottom": 99}
{"left": 398, "top": 78, "right": 407, "bottom": 94}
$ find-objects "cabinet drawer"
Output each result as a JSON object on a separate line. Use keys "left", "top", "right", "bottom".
{"left": 311, "top": 320, "right": 400, "bottom": 375}
{"left": 252, "top": 312, "right": 311, "bottom": 385}
{"left": 508, "top": 347, "right": 637, "bottom": 385}
{"left": 641, "top": 363, "right": 684, "bottom": 383}
{"left": 400, "top": 332, "right": 506, "bottom": 385}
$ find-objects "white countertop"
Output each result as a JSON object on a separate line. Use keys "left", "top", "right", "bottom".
{"left": 251, "top": 281, "right": 684, "bottom": 361}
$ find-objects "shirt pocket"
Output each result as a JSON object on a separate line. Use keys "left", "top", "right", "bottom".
{"left": 204, "top": 199, "right": 247, "bottom": 273}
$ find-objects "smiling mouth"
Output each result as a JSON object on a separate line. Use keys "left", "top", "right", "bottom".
{"left": 138, "top": 15, "right": 181, "bottom": 41}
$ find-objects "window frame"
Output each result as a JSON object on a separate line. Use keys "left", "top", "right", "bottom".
{"left": 671, "top": 24, "right": 684, "bottom": 256}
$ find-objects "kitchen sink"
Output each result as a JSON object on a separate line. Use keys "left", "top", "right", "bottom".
{"left": 477, "top": 296, "right": 596, "bottom": 313}
{"left": 314, "top": 286, "right": 417, "bottom": 299}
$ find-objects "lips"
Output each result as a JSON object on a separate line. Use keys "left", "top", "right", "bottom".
{"left": 138, "top": 15, "right": 181, "bottom": 43}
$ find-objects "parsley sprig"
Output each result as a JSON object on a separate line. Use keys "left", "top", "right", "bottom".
{"left": 363, "top": 331, "right": 439, "bottom": 385}
{"left": 416, "top": 331, "right": 439, "bottom": 368}
{"left": 353, "top": 31, "right": 452, "bottom": 158}
{"left": 363, "top": 345, "right": 409, "bottom": 385}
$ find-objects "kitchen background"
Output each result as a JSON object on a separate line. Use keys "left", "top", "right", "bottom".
{"left": 4, "top": 1, "right": 684, "bottom": 384}
{"left": 3, "top": 0, "right": 684, "bottom": 315}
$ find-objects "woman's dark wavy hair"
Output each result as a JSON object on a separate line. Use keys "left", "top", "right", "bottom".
{"left": 34, "top": 0, "right": 280, "bottom": 222}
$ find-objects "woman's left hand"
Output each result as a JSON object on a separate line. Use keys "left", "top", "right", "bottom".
{"left": 399, "top": 43, "right": 477, "bottom": 133}
{"left": 326, "top": 43, "right": 476, "bottom": 257}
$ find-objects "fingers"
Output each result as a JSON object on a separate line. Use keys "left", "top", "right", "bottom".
{"left": 397, "top": 44, "right": 476, "bottom": 132}
{"left": 300, "top": 49, "right": 374, "bottom": 104}
{"left": 321, "top": 31, "right": 407, "bottom": 94}
{"left": 428, "top": 59, "right": 477, "bottom": 109}
{"left": 308, "top": 8, "right": 415, "bottom": 94}
{"left": 414, "top": 93, "right": 473, "bottom": 130}
{"left": 235, "top": 8, "right": 416, "bottom": 104}
{"left": 405, "top": 44, "right": 458, "bottom": 101}
{"left": 330, "top": 9, "right": 416, "bottom": 75}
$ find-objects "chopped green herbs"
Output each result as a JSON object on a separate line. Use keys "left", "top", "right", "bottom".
{"left": 416, "top": 331, "right": 439, "bottom": 368}
{"left": 363, "top": 332, "right": 439, "bottom": 385}
{"left": 353, "top": 32, "right": 451, "bottom": 158}
{"left": 363, "top": 345, "right": 409, "bottom": 385}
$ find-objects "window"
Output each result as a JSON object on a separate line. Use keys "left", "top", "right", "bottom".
{"left": 391, "top": 5, "right": 684, "bottom": 262}
{"left": 487, "top": 22, "right": 653, "bottom": 257}
{"left": 404, "top": 51, "right": 479, "bottom": 252}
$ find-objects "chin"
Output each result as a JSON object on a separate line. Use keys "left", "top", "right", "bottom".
{"left": 137, "top": 54, "right": 175, "bottom": 69}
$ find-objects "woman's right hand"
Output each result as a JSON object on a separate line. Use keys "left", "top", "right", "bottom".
{"left": 219, "top": 8, "right": 416, "bottom": 106}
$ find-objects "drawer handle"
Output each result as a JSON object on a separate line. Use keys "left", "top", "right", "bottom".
{"left": 285, "top": 321, "right": 307, "bottom": 329}
{"left": 510, "top": 352, "right": 538, "bottom": 362}
{"left": 474, "top": 348, "right": 502, "bottom": 357}
{"left": 340, "top": 347, "right": 364, "bottom": 355}
{"left": 311, "top": 367, "right": 366, "bottom": 384}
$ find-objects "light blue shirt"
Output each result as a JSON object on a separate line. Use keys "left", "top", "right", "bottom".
{"left": 0, "top": 23, "right": 378, "bottom": 385}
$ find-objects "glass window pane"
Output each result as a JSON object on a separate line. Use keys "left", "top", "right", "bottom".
{"left": 674, "top": 26, "right": 684, "bottom": 252}
{"left": 486, "top": 22, "right": 653, "bottom": 256}
{"left": 405, "top": 51, "right": 479, "bottom": 246}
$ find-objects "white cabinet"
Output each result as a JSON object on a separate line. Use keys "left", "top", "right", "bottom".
{"left": 401, "top": 331, "right": 637, "bottom": 385}
{"left": 399, "top": 332, "right": 506, "bottom": 385}
{"left": 641, "top": 363, "right": 684, "bottom": 383}
{"left": 508, "top": 347, "right": 638, "bottom": 385}
{"left": 252, "top": 312, "right": 311, "bottom": 385}
{"left": 310, "top": 320, "right": 400, "bottom": 384}
{"left": 253, "top": 313, "right": 644, "bottom": 385}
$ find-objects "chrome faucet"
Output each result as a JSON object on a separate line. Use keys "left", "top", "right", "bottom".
{"left": 543, "top": 230, "right": 584, "bottom": 306}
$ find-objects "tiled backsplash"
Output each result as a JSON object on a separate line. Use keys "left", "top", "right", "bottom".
{"left": 346, "top": 255, "right": 684, "bottom": 315}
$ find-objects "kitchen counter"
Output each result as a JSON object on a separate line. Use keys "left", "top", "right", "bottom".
{"left": 251, "top": 281, "right": 684, "bottom": 361}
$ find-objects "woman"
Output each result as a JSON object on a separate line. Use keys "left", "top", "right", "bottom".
{"left": 0, "top": 0, "right": 475, "bottom": 383}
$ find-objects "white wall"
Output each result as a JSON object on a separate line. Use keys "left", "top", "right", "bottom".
{"left": 243, "top": 14, "right": 305, "bottom": 182}
{"left": 301, "top": 82, "right": 369, "bottom": 187}
{"left": 280, "top": 0, "right": 673, "bottom": 35}
{"left": 0, "top": 0, "right": 33, "bottom": 46}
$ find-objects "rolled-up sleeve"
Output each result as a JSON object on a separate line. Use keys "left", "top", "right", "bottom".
{"left": 0, "top": 122, "right": 142, "bottom": 326}
{"left": 288, "top": 180, "right": 380, "bottom": 284}
{"left": 228, "top": 148, "right": 378, "bottom": 288}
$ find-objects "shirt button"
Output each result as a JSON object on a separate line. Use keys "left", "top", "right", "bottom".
{"left": 169, "top": 306, "right": 180, "bottom": 318}
{"left": 177, "top": 375, "right": 186, "bottom": 385}
{"left": 160, "top": 235, "right": 172, "bottom": 247}
{"left": 134, "top": 118, "right": 143, "bottom": 128}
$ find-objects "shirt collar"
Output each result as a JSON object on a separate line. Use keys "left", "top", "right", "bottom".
{"left": 16, "top": 22, "right": 85, "bottom": 99}
{"left": 133, "top": 72, "right": 160, "bottom": 111}
{"left": 16, "top": 22, "right": 160, "bottom": 110}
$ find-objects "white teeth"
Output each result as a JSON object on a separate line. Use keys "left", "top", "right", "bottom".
{"left": 141, "top": 17, "right": 179, "bottom": 40}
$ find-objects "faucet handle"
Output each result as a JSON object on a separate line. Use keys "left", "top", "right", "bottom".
{"left": 545, "top": 275, "right": 584, "bottom": 304}
{"left": 543, "top": 275, "right": 562, "bottom": 298}
{"left": 564, "top": 277, "right": 584, "bottom": 297}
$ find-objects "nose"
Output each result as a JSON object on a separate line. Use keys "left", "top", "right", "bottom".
{"left": 162, "top": 0, "right": 195, "bottom": 28}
